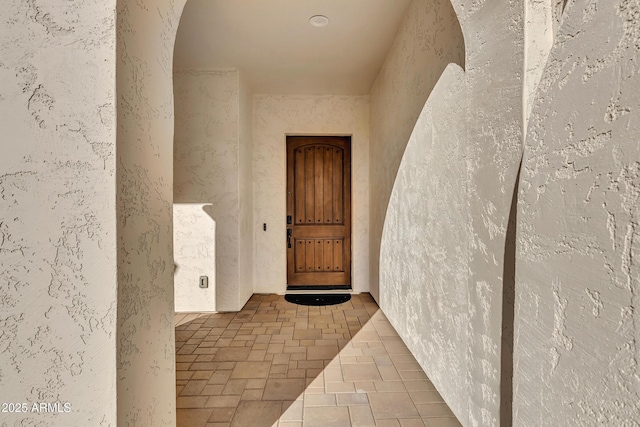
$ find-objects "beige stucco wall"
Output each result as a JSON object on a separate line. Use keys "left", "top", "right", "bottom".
{"left": 368, "top": 0, "right": 465, "bottom": 301}
{"left": 380, "top": 63, "right": 468, "bottom": 422}
{"left": 0, "top": 1, "right": 118, "bottom": 425}
{"left": 174, "top": 69, "right": 253, "bottom": 312}
{"left": 173, "top": 69, "right": 239, "bottom": 312}
{"left": 524, "top": 0, "right": 557, "bottom": 131}
{"left": 515, "top": 0, "right": 640, "bottom": 424}
{"left": 172, "top": 202, "right": 217, "bottom": 312}
{"left": 238, "top": 72, "right": 254, "bottom": 306}
{"left": 458, "top": 1, "right": 525, "bottom": 425}
{"left": 116, "top": 0, "right": 186, "bottom": 424}
{"left": 0, "top": 0, "right": 187, "bottom": 425}
{"left": 378, "top": 0, "right": 525, "bottom": 424}
{"left": 253, "top": 95, "right": 370, "bottom": 294}
{"left": 381, "top": 0, "right": 639, "bottom": 425}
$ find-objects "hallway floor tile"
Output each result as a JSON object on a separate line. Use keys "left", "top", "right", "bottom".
{"left": 175, "top": 294, "right": 461, "bottom": 427}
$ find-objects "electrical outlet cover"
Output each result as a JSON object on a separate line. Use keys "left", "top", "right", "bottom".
{"left": 199, "top": 276, "right": 208, "bottom": 288}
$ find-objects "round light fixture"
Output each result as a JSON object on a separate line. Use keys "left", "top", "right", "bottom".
{"left": 309, "top": 15, "right": 329, "bottom": 27}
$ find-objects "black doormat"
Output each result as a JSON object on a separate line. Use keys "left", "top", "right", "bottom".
{"left": 285, "top": 294, "right": 351, "bottom": 306}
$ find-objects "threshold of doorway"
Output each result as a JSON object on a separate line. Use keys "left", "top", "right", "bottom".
{"left": 285, "top": 285, "right": 351, "bottom": 293}
{"left": 287, "top": 285, "right": 353, "bottom": 293}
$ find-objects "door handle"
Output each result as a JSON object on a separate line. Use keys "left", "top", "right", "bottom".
{"left": 287, "top": 228, "right": 293, "bottom": 248}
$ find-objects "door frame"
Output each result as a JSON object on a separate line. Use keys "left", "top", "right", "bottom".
{"left": 285, "top": 134, "right": 353, "bottom": 290}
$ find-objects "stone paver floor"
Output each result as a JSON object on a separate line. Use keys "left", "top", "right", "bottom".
{"left": 175, "top": 293, "right": 461, "bottom": 427}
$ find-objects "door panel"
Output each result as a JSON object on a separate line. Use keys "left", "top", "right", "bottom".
{"left": 286, "top": 136, "right": 351, "bottom": 287}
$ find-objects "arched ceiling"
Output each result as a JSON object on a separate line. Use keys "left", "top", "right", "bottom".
{"left": 173, "top": 0, "right": 413, "bottom": 95}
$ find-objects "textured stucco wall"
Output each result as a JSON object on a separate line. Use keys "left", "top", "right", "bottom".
{"left": 0, "top": 1, "right": 117, "bottom": 425}
{"left": 460, "top": 1, "right": 524, "bottom": 425}
{"left": 551, "top": 0, "right": 568, "bottom": 32}
{"left": 173, "top": 203, "right": 216, "bottom": 312}
{"left": 174, "top": 69, "right": 253, "bottom": 312}
{"left": 377, "top": 0, "right": 525, "bottom": 425}
{"left": 116, "top": 0, "right": 186, "bottom": 425}
{"left": 380, "top": 64, "right": 468, "bottom": 423}
{"left": 238, "top": 72, "right": 254, "bottom": 307}
{"left": 253, "top": 95, "right": 370, "bottom": 293}
{"left": 515, "top": 0, "right": 640, "bottom": 424}
{"left": 368, "top": 0, "right": 465, "bottom": 301}
{"left": 524, "top": 0, "right": 556, "bottom": 130}
{"left": 174, "top": 69, "right": 239, "bottom": 312}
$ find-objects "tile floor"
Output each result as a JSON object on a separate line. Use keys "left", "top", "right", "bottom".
{"left": 176, "top": 312, "right": 209, "bottom": 328}
{"left": 175, "top": 293, "right": 461, "bottom": 427}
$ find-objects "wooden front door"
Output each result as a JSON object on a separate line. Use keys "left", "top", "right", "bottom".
{"left": 286, "top": 136, "right": 351, "bottom": 288}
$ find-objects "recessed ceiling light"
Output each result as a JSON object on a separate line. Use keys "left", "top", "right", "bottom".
{"left": 309, "top": 15, "right": 329, "bottom": 27}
